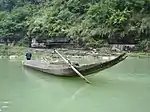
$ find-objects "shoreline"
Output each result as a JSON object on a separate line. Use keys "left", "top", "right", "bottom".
{"left": 0, "top": 45, "right": 150, "bottom": 59}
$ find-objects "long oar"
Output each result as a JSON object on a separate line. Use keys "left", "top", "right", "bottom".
{"left": 54, "top": 49, "right": 91, "bottom": 84}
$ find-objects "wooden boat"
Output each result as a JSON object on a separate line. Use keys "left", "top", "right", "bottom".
{"left": 22, "top": 53, "right": 127, "bottom": 77}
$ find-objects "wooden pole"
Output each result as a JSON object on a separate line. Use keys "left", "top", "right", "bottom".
{"left": 54, "top": 49, "right": 91, "bottom": 84}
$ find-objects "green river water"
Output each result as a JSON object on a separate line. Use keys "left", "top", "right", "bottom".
{"left": 0, "top": 57, "right": 150, "bottom": 112}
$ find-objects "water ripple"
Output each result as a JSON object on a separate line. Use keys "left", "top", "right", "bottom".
{"left": 0, "top": 101, "right": 10, "bottom": 111}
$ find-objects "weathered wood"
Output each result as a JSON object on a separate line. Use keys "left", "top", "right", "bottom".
{"left": 54, "top": 49, "right": 91, "bottom": 83}
{"left": 22, "top": 53, "right": 127, "bottom": 77}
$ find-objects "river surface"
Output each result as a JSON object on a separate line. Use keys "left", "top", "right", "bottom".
{"left": 0, "top": 57, "right": 150, "bottom": 112}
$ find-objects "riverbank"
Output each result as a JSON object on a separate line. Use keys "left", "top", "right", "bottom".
{"left": 0, "top": 45, "right": 150, "bottom": 60}
{"left": 127, "top": 52, "right": 150, "bottom": 58}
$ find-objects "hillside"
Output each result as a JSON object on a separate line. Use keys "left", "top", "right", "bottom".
{"left": 0, "top": 0, "right": 150, "bottom": 49}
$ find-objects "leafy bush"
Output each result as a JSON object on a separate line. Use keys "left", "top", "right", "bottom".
{"left": 0, "top": 0, "right": 150, "bottom": 49}
{"left": 136, "top": 40, "right": 150, "bottom": 51}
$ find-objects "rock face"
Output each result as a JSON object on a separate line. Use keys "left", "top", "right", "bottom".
{"left": 9, "top": 55, "right": 18, "bottom": 59}
{"left": 0, "top": 46, "right": 122, "bottom": 62}
{"left": 30, "top": 47, "right": 117, "bottom": 56}
{"left": 111, "top": 44, "right": 136, "bottom": 52}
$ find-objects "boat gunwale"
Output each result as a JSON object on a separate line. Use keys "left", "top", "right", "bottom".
{"left": 23, "top": 53, "right": 127, "bottom": 76}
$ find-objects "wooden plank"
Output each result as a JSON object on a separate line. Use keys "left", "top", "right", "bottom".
{"left": 54, "top": 49, "right": 91, "bottom": 84}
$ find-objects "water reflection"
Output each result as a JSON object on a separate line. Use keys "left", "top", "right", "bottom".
{"left": 1, "top": 58, "right": 150, "bottom": 112}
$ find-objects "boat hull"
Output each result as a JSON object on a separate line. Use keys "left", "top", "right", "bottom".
{"left": 22, "top": 53, "right": 127, "bottom": 76}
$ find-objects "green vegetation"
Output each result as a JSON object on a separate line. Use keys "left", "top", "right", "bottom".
{"left": 0, "top": 0, "right": 150, "bottom": 49}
